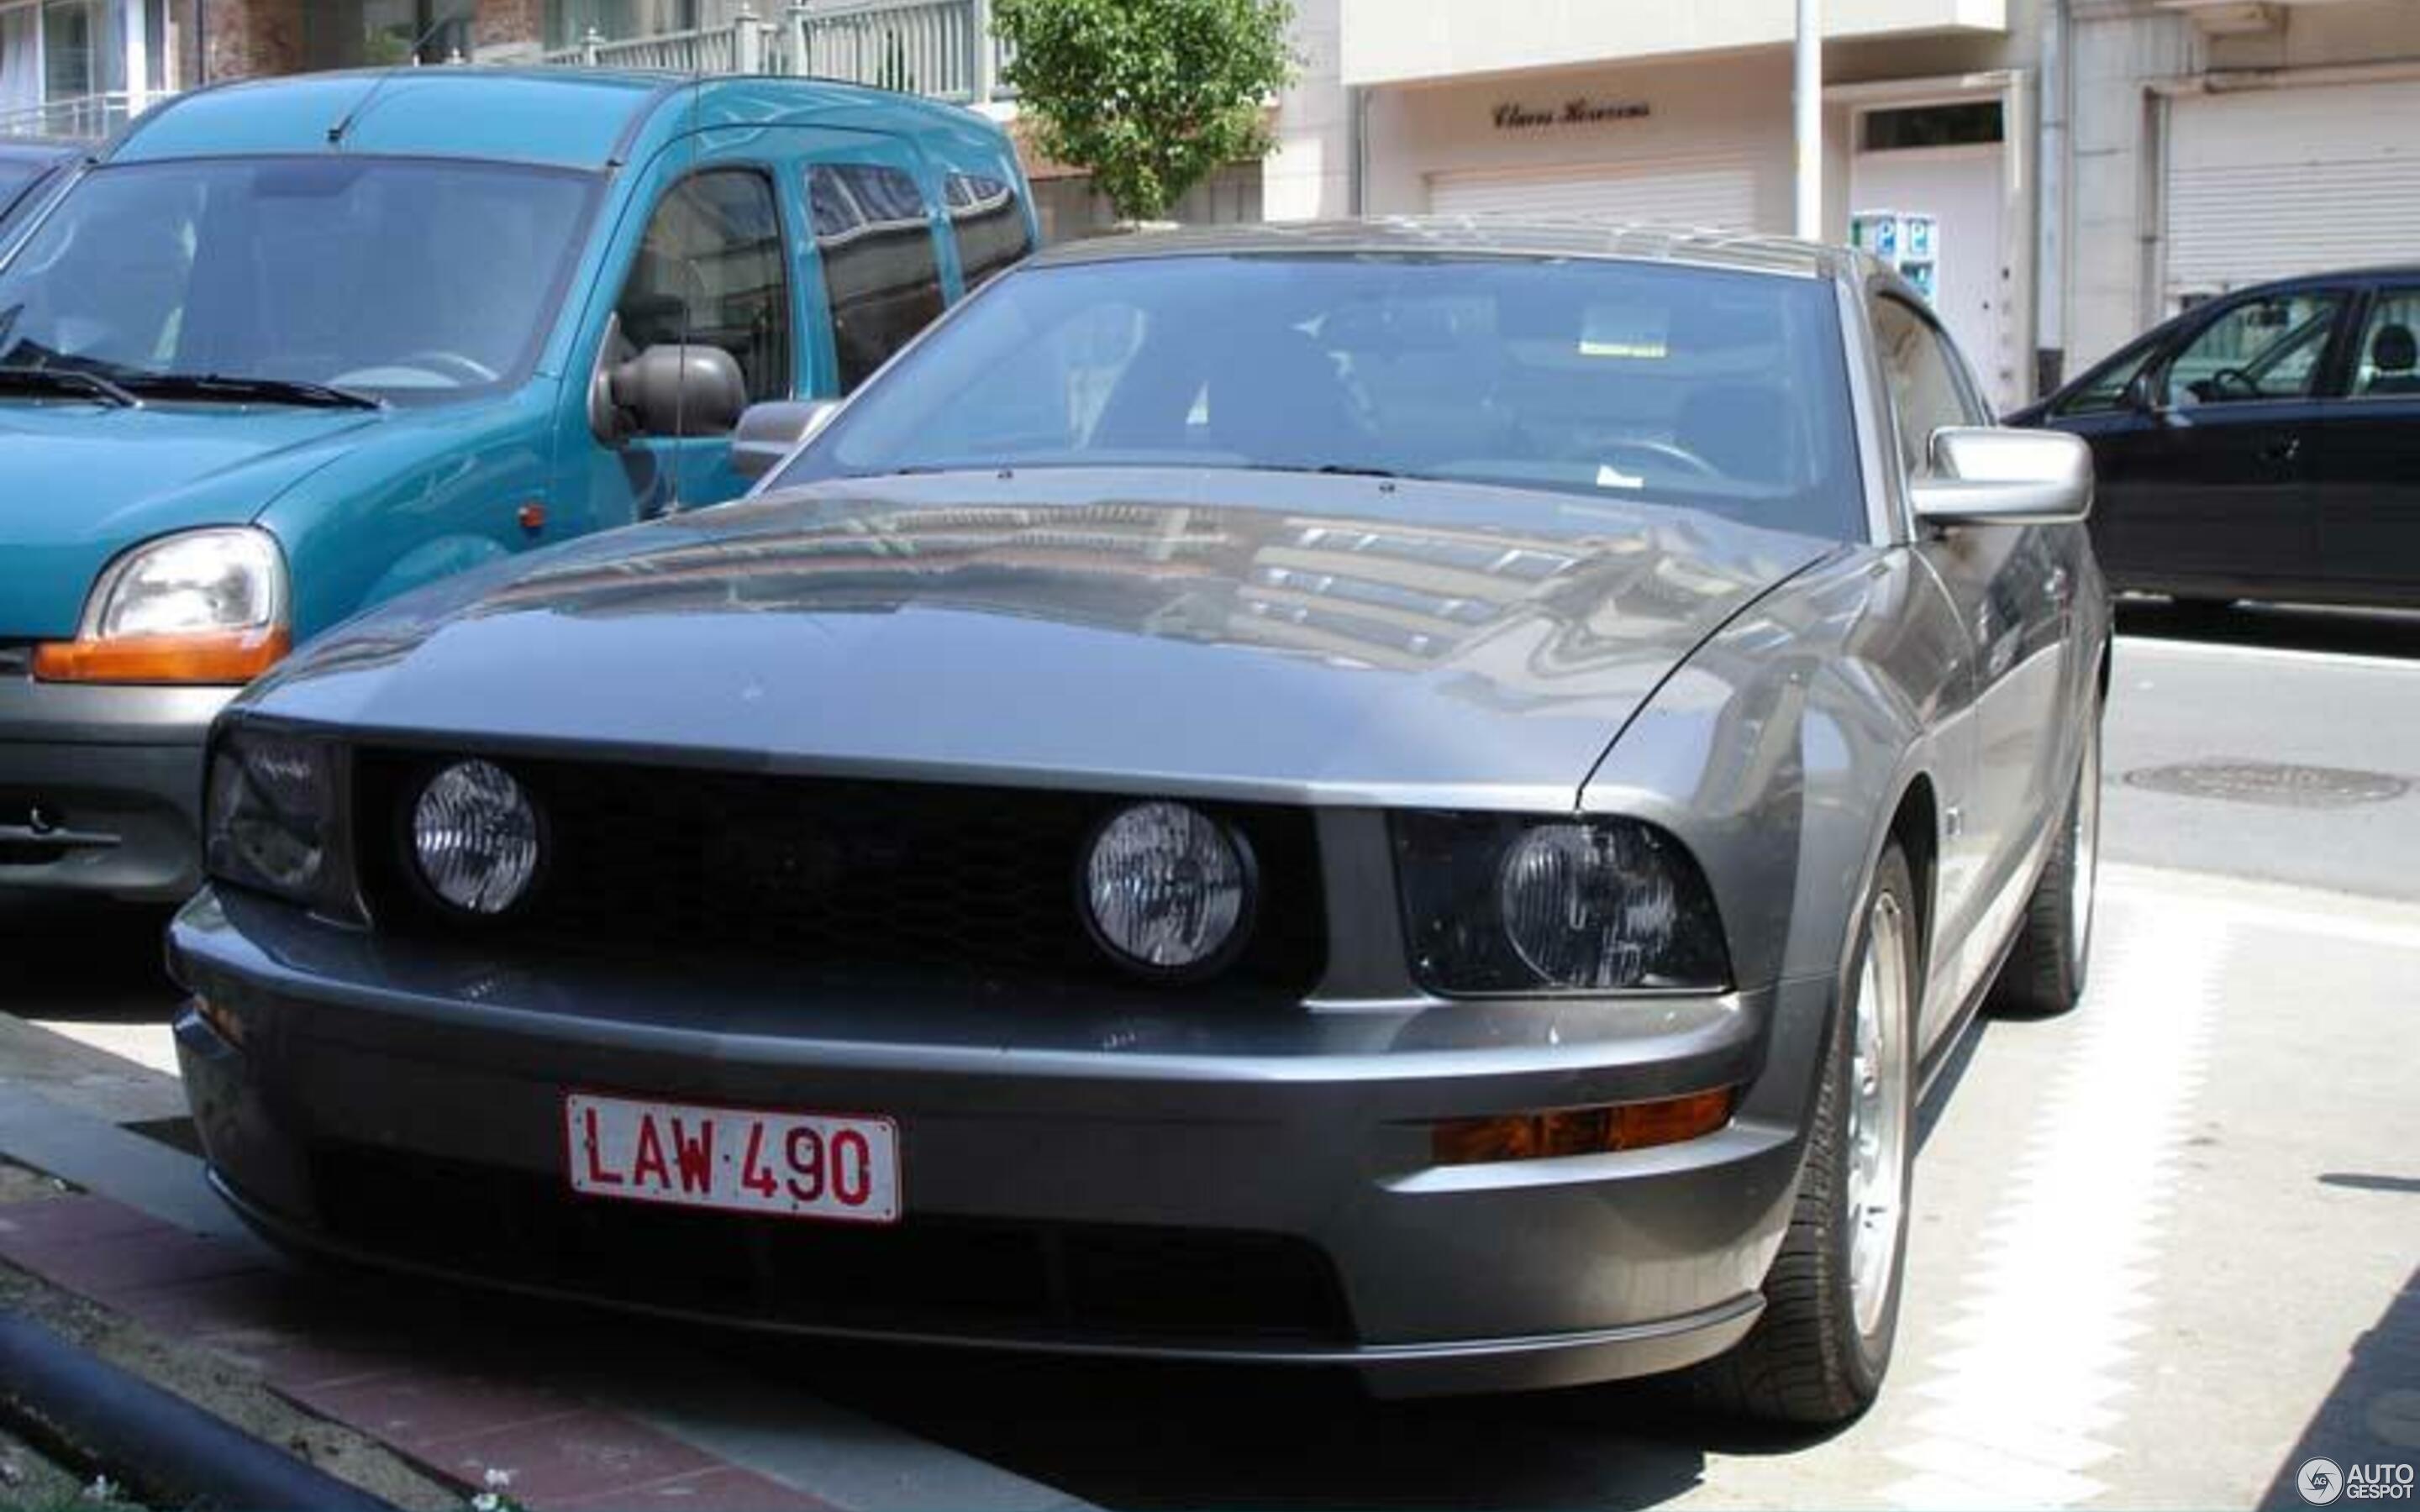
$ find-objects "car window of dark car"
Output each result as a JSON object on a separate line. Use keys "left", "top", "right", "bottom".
{"left": 808, "top": 162, "right": 946, "bottom": 393}
{"left": 944, "top": 171, "right": 1032, "bottom": 295}
{"left": 2163, "top": 291, "right": 2344, "bottom": 408}
{"left": 613, "top": 167, "right": 792, "bottom": 404}
{"left": 1871, "top": 295, "right": 1975, "bottom": 477}
{"left": 2350, "top": 289, "right": 2420, "bottom": 399}
{"left": 776, "top": 253, "right": 1868, "bottom": 541}
{"left": 2054, "top": 333, "right": 2162, "bottom": 418}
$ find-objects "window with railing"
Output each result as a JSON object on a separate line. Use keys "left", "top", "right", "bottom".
{"left": 0, "top": 0, "right": 129, "bottom": 139}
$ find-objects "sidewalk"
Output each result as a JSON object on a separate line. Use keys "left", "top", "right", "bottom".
{"left": 0, "top": 1019, "right": 1084, "bottom": 1512}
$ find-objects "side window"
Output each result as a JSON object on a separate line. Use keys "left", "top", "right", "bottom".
{"left": 807, "top": 162, "right": 945, "bottom": 393}
{"left": 2054, "top": 336, "right": 2160, "bottom": 418}
{"left": 944, "top": 171, "right": 1033, "bottom": 294}
{"left": 1873, "top": 296, "right": 1974, "bottom": 477}
{"left": 2350, "top": 288, "right": 2420, "bottom": 398}
{"left": 614, "top": 169, "right": 791, "bottom": 403}
{"left": 2162, "top": 291, "right": 2344, "bottom": 408}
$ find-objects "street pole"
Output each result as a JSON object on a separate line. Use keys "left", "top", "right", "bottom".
{"left": 1794, "top": 0, "right": 1823, "bottom": 240}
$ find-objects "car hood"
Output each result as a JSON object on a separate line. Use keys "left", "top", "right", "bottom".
{"left": 0, "top": 402, "right": 385, "bottom": 637}
{"left": 250, "top": 470, "right": 1839, "bottom": 807}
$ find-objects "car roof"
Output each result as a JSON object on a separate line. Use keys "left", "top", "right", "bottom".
{"left": 2181, "top": 265, "right": 2420, "bottom": 302}
{"left": 106, "top": 68, "right": 986, "bottom": 172}
{"left": 1028, "top": 218, "right": 1857, "bottom": 280}
{"left": 0, "top": 138, "right": 80, "bottom": 165}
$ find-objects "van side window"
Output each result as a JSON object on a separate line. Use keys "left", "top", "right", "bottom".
{"left": 808, "top": 162, "right": 945, "bottom": 392}
{"left": 615, "top": 168, "right": 792, "bottom": 403}
{"left": 945, "top": 171, "right": 1032, "bottom": 293}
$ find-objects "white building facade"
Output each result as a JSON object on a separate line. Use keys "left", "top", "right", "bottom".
{"left": 1265, "top": 0, "right": 2420, "bottom": 408}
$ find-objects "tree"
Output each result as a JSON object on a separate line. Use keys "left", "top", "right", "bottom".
{"left": 994, "top": 0, "right": 1296, "bottom": 224}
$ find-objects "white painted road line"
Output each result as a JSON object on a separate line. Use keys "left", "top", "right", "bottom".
{"left": 1881, "top": 891, "right": 2225, "bottom": 1509}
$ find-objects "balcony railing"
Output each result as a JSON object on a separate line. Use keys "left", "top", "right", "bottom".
{"left": 544, "top": 1, "right": 1014, "bottom": 105}
{"left": 0, "top": 91, "right": 137, "bottom": 141}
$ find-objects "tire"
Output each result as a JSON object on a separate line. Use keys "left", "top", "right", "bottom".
{"left": 1989, "top": 711, "right": 2102, "bottom": 1018}
{"left": 1689, "top": 844, "right": 1918, "bottom": 1426}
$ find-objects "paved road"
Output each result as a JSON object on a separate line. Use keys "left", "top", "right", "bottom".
{"left": 4, "top": 599, "right": 2417, "bottom": 1509}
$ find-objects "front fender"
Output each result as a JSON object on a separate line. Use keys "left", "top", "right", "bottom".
{"left": 361, "top": 534, "right": 517, "bottom": 612}
{"left": 1581, "top": 548, "right": 1965, "bottom": 992}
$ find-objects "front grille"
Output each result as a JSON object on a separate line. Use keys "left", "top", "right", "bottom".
{"left": 311, "top": 1143, "right": 1355, "bottom": 1346}
{"left": 0, "top": 645, "right": 31, "bottom": 680}
{"left": 353, "top": 753, "right": 1327, "bottom": 993}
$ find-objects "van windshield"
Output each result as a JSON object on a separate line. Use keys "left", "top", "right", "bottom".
{"left": 0, "top": 156, "right": 598, "bottom": 403}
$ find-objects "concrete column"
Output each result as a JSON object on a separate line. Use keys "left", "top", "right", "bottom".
{"left": 1794, "top": 0, "right": 1823, "bottom": 239}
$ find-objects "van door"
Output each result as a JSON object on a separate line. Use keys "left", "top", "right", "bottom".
{"left": 792, "top": 144, "right": 953, "bottom": 397}
{"left": 562, "top": 143, "right": 801, "bottom": 529}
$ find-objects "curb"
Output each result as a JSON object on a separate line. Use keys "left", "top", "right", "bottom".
{"left": 0, "top": 1308, "right": 399, "bottom": 1512}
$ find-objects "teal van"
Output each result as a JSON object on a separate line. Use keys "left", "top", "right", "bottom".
{"left": 0, "top": 69, "right": 1035, "bottom": 902}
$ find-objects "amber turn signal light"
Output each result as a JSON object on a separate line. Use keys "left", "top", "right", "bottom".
{"left": 34, "top": 627, "right": 292, "bottom": 685}
{"left": 1430, "top": 1088, "right": 1737, "bottom": 1166}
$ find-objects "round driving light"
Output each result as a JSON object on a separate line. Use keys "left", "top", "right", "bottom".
{"left": 411, "top": 760, "right": 541, "bottom": 916}
{"left": 1497, "top": 822, "right": 1679, "bottom": 990}
{"left": 1081, "top": 801, "right": 1252, "bottom": 975}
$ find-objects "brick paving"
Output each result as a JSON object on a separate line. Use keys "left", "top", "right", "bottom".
{"left": 0, "top": 1193, "right": 831, "bottom": 1511}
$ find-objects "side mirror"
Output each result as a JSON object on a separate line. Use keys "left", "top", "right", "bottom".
{"left": 2121, "top": 368, "right": 2160, "bottom": 414}
{"left": 605, "top": 344, "right": 748, "bottom": 439}
{"left": 1909, "top": 428, "right": 2094, "bottom": 528}
{"left": 732, "top": 399, "right": 842, "bottom": 483}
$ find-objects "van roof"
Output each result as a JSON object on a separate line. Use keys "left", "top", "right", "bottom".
{"left": 110, "top": 68, "right": 994, "bottom": 173}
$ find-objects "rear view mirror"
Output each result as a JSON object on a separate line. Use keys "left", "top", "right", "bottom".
{"left": 2121, "top": 369, "right": 2160, "bottom": 413}
{"left": 733, "top": 400, "right": 842, "bottom": 482}
{"left": 1909, "top": 428, "right": 2094, "bottom": 528}
{"left": 604, "top": 344, "right": 748, "bottom": 440}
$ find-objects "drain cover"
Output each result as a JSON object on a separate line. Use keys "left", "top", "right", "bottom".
{"left": 2123, "top": 760, "right": 2410, "bottom": 809}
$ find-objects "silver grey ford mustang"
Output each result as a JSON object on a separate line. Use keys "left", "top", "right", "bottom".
{"left": 171, "top": 221, "right": 2107, "bottom": 1425}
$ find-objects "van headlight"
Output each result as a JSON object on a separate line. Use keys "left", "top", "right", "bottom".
{"left": 1392, "top": 812, "right": 1730, "bottom": 994}
{"left": 203, "top": 727, "right": 354, "bottom": 915}
{"left": 35, "top": 528, "right": 290, "bottom": 685}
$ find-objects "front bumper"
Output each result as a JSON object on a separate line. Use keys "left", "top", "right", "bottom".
{"left": 0, "top": 674, "right": 236, "bottom": 902}
{"left": 171, "top": 887, "right": 1839, "bottom": 1397}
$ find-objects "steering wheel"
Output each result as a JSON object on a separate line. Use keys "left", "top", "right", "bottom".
{"left": 388, "top": 350, "right": 502, "bottom": 386}
{"left": 2196, "top": 366, "right": 2264, "bottom": 402}
{"left": 1598, "top": 438, "right": 1723, "bottom": 480}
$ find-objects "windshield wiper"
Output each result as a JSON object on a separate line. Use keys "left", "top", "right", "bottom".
{"left": 122, "top": 373, "right": 383, "bottom": 412}
{"left": 0, "top": 365, "right": 139, "bottom": 409}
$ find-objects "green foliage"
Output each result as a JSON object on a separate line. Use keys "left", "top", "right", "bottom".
{"left": 995, "top": 0, "right": 1296, "bottom": 223}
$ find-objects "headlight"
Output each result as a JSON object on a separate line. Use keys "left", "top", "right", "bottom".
{"left": 1393, "top": 812, "right": 1730, "bottom": 994}
{"left": 410, "top": 760, "right": 542, "bottom": 916}
{"left": 1081, "top": 801, "right": 1255, "bottom": 977}
{"left": 203, "top": 728, "right": 350, "bottom": 912}
{"left": 35, "top": 528, "right": 290, "bottom": 685}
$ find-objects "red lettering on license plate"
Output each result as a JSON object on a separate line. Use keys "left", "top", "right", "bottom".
{"left": 563, "top": 1094, "right": 900, "bottom": 1223}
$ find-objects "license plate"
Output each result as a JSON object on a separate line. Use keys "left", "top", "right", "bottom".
{"left": 564, "top": 1093, "right": 901, "bottom": 1224}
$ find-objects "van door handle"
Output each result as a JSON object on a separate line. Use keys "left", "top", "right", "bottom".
{"left": 2259, "top": 436, "right": 2303, "bottom": 466}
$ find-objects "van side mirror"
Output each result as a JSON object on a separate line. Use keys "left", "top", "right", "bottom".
{"left": 733, "top": 399, "right": 842, "bottom": 483}
{"left": 1909, "top": 428, "right": 2094, "bottom": 528}
{"left": 604, "top": 344, "right": 748, "bottom": 440}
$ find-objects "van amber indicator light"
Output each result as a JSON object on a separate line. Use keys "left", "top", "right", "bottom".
{"left": 1431, "top": 1089, "right": 1737, "bottom": 1166}
{"left": 33, "top": 627, "right": 291, "bottom": 685}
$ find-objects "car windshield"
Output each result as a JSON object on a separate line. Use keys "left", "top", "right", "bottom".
{"left": 0, "top": 155, "right": 598, "bottom": 402}
{"left": 778, "top": 252, "right": 1865, "bottom": 539}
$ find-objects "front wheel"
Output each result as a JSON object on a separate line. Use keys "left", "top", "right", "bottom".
{"left": 1990, "top": 711, "right": 2102, "bottom": 1017}
{"left": 1689, "top": 844, "right": 1918, "bottom": 1425}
